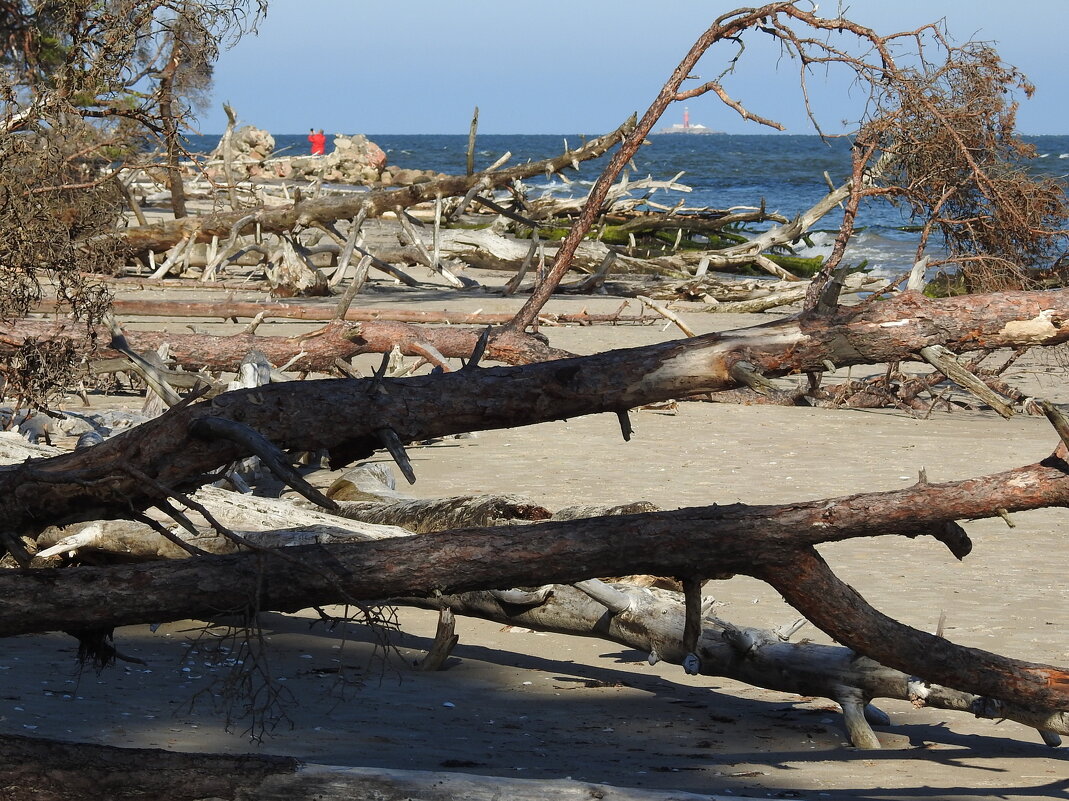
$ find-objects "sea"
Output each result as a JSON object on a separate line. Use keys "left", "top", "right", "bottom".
{"left": 186, "top": 132, "right": 1069, "bottom": 279}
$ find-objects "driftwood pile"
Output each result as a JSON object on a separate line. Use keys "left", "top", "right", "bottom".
{"left": 3, "top": 33, "right": 1068, "bottom": 801}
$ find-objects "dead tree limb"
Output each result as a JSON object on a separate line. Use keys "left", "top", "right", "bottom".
{"left": 33, "top": 297, "right": 649, "bottom": 327}
{"left": 3, "top": 289, "right": 1069, "bottom": 528}
{"left": 1, "top": 317, "right": 572, "bottom": 372}
{"left": 505, "top": 2, "right": 913, "bottom": 328}
{"left": 1, "top": 459, "right": 1069, "bottom": 715}
{"left": 402, "top": 585, "right": 1068, "bottom": 744}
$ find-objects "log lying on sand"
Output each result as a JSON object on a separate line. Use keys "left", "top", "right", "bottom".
{"left": 0, "top": 317, "right": 572, "bottom": 372}
{"left": 3, "top": 289, "right": 1069, "bottom": 530}
{"left": 36, "top": 296, "right": 649, "bottom": 326}
{"left": 3, "top": 458, "right": 1069, "bottom": 716}
{"left": 0, "top": 734, "right": 743, "bottom": 801}
{"left": 20, "top": 468, "right": 1068, "bottom": 746}
{"left": 3, "top": 288, "right": 1069, "bottom": 735}
{"left": 406, "top": 585, "right": 1068, "bottom": 745}
{"left": 24, "top": 456, "right": 1057, "bottom": 747}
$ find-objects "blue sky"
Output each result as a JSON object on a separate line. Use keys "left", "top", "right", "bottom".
{"left": 198, "top": 1, "right": 1069, "bottom": 136}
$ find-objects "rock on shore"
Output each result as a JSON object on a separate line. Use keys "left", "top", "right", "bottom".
{"left": 208, "top": 126, "right": 440, "bottom": 187}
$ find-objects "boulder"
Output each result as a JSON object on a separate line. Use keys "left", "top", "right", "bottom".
{"left": 206, "top": 125, "right": 275, "bottom": 179}
{"left": 208, "top": 127, "right": 443, "bottom": 188}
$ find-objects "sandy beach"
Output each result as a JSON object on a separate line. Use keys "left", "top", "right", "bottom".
{"left": 3, "top": 271, "right": 1067, "bottom": 800}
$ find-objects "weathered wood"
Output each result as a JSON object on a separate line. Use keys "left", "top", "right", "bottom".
{"left": 0, "top": 317, "right": 571, "bottom": 372}
{"left": 31, "top": 487, "right": 417, "bottom": 562}
{"left": 417, "top": 606, "right": 460, "bottom": 671}
{"left": 103, "top": 117, "right": 637, "bottom": 255}
{"left": 0, "top": 733, "right": 744, "bottom": 801}
{"left": 40, "top": 296, "right": 648, "bottom": 326}
{"left": 3, "top": 289, "right": 1069, "bottom": 531}
{"left": 332, "top": 494, "right": 552, "bottom": 533}
{"left": 264, "top": 234, "right": 329, "bottom": 297}
{"left": 758, "top": 547, "right": 1069, "bottom": 732}
{"left": 2, "top": 459, "right": 1069, "bottom": 713}
{"left": 406, "top": 585, "right": 1069, "bottom": 741}
{"left": 17, "top": 481, "right": 1069, "bottom": 743}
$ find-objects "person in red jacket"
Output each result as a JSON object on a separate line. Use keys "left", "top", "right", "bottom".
{"left": 308, "top": 128, "right": 326, "bottom": 155}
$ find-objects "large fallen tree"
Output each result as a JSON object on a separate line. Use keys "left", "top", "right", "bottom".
{"left": 2, "top": 287, "right": 1069, "bottom": 744}
{"left": 3, "top": 3, "right": 1069, "bottom": 797}
{"left": 4, "top": 288, "right": 1069, "bottom": 531}
{"left": 3, "top": 447, "right": 1069, "bottom": 728}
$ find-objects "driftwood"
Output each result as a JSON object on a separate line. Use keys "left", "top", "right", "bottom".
{"left": 2, "top": 288, "right": 1069, "bottom": 754}
{"left": 28, "top": 483, "right": 417, "bottom": 563}
{"left": 29, "top": 460, "right": 1062, "bottom": 747}
{"left": 427, "top": 227, "right": 672, "bottom": 276}
{"left": 0, "top": 733, "right": 743, "bottom": 801}
{"left": 105, "top": 117, "right": 637, "bottom": 256}
{"left": 406, "top": 585, "right": 1068, "bottom": 745}
{"left": 332, "top": 495, "right": 552, "bottom": 533}
{"left": 524, "top": 172, "right": 699, "bottom": 219}
{"left": 1, "top": 317, "right": 571, "bottom": 373}
{"left": 16, "top": 469, "right": 1068, "bottom": 746}
{"left": 2, "top": 459, "right": 1069, "bottom": 720}
{"left": 37, "top": 296, "right": 649, "bottom": 327}
{"left": 2, "top": 289, "right": 1069, "bottom": 532}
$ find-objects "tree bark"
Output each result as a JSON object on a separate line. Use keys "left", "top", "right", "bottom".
{"left": 1, "top": 317, "right": 570, "bottom": 373}
{"left": 36, "top": 296, "right": 647, "bottom": 326}
{"left": 4, "top": 289, "right": 1069, "bottom": 530}
{"left": 2, "top": 460, "right": 1069, "bottom": 712}
{"left": 157, "top": 48, "right": 188, "bottom": 220}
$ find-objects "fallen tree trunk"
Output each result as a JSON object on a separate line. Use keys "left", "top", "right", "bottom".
{"left": 0, "top": 733, "right": 739, "bottom": 801}
{"left": 37, "top": 297, "right": 649, "bottom": 326}
{"left": 405, "top": 585, "right": 1068, "bottom": 742}
{"left": 2, "top": 317, "right": 571, "bottom": 372}
{"left": 102, "top": 117, "right": 637, "bottom": 256}
{"left": 22, "top": 475, "right": 1067, "bottom": 744}
{"left": 3, "top": 289, "right": 1069, "bottom": 723}
{"left": 2, "top": 459, "right": 1069, "bottom": 714}
{"left": 3, "top": 289, "right": 1069, "bottom": 529}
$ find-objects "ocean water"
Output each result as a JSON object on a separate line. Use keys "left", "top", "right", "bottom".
{"left": 186, "top": 133, "right": 1069, "bottom": 278}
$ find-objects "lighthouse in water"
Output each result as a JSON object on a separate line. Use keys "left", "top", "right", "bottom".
{"left": 655, "top": 106, "right": 719, "bottom": 134}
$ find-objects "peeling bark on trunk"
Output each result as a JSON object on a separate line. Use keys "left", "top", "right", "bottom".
{"left": 1, "top": 317, "right": 570, "bottom": 372}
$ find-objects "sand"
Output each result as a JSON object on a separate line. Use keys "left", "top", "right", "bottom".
{"left": 3, "top": 271, "right": 1067, "bottom": 799}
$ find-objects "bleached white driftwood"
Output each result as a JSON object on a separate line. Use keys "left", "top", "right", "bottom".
{"left": 0, "top": 431, "right": 60, "bottom": 463}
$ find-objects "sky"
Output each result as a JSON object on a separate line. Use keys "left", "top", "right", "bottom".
{"left": 197, "top": 1, "right": 1069, "bottom": 136}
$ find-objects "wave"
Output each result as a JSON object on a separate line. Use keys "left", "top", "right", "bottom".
{"left": 793, "top": 229, "right": 925, "bottom": 278}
